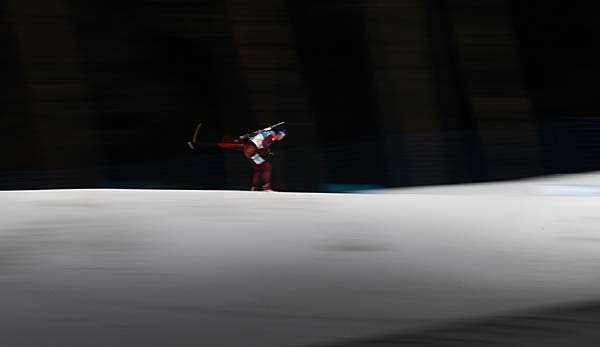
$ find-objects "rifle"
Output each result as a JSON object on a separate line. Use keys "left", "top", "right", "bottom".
{"left": 238, "top": 122, "right": 285, "bottom": 140}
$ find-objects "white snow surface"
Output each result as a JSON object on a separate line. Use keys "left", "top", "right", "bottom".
{"left": 2, "top": 173, "right": 600, "bottom": 346}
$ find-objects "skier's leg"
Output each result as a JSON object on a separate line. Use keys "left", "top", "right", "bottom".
{"left": 243, "top": 143, "right": 258, "bottom": 157}
{"left": 251, "top": 168, "right": 262, "bottom": 190}
{"left": 260, "top": 162, "right": 272, "bottom": 191}
{"left": 218, "top": 142, "right": 245, "bottom": 151}
{"left": 243, "top": 143, "right": 263, "bottom": 190}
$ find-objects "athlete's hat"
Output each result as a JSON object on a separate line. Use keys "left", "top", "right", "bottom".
{"left": 273, "top": 125, "right": 287, "bottom": 137}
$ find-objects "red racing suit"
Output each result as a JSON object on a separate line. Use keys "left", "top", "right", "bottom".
{"left": 217, "top": 130, "right": 278, "bottom": 190}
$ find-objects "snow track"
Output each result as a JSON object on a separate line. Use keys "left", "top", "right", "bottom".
{"left": 2, "top": 175, "right": 600, "bottom": 346}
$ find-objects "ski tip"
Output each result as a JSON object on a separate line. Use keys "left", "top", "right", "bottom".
{"left": 187, "top": 141, "right": 195, "bottom": 150}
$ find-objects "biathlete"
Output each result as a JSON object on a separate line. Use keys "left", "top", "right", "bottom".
{"left": 188, "top": 123, "right": 287, "bottom": 191}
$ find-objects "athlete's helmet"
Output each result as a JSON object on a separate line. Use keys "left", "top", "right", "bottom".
{"left": 274, "top": 126, "right": 287, "bottom": 138}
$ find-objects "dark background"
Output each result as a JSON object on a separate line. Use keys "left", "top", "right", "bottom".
{"left": 1, "top": 0, "right": 599, "bottom": 191}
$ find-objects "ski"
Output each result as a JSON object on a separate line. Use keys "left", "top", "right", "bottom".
{"left": 187, "top": 122, "right": 202, "bottom": 150}
{"left": 192, "top": 122, "right": 202, "bottom": 143}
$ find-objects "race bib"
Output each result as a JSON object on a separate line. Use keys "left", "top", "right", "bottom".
{"left": 250, "top": 133, "right": 266, "bottom": 149}
{"left": 251, "top": 154, "right": 265, "bottom": 165}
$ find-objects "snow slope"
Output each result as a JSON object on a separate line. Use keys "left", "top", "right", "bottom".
{"left": 2, "top": 174, "right": 600, "bottom": 346}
